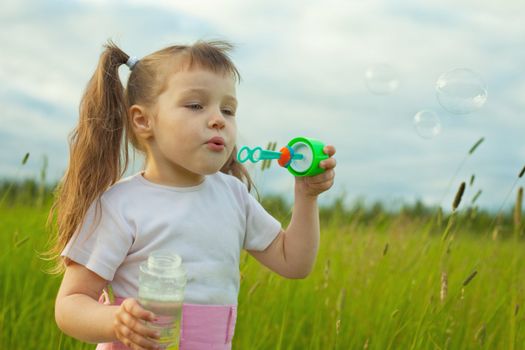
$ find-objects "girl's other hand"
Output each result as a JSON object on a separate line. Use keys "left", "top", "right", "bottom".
{"left": 114, "top": 298, "right": 160, "bottom": 350}
{"left": 295, "top": 145, "right": 336, "bottom": 198}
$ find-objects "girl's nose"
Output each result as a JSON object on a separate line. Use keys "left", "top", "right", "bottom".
{"left": 208, "top": 111, "right": 226, "bottom": 129}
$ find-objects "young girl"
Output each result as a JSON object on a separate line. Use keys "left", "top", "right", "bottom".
{"left": 50, "top": 40, "right": 336, "bottom": 350}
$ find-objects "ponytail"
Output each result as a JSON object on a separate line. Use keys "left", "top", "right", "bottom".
{"left": 46, "top": 41, "right": 130, "bottom": 274}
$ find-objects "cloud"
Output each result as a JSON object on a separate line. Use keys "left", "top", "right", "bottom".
{"left": 0, "top": 0, "right": 524, "bottom": 210}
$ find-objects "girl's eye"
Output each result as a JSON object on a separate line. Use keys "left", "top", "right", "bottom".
{"left": 222, "top": 108, "right": 235, "bottom": 116}
{"left": 186, "top": 103, "right": 203, "bottom": 111}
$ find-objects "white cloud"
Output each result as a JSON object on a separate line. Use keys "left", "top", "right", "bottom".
{"left": 0, "top": 0, "right": 524, "bottom": 209}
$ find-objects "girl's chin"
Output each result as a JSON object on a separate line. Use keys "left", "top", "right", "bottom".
{"left": 191, "top": 155, "right": 231, "bottom": 175}
{"left": 198, "top": 164, "right": 226, "bottom": 175}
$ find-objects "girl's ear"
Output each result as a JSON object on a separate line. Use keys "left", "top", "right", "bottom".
{"left": 130, "top": 105, "right": 153, "bottom": 139}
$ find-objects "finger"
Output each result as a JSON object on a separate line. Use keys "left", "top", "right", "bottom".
{"left": 310, "top": 179, "right": 335, "bottom": 193}
{"left": 115, "top": 325, "right": 138, "bottom": 349}
{"left": 118, "top": 311, "right": 160, "bottom": 340}
{"left": 310, "top": 179, "right": 335, "bottom": 191}
{"left": 323, "top": 145, "right": 336, "bottom": 157}
{"left": 127, "top": 330, "right": 160, "bottom": 350}
{"left": 320, "top": 157, "right": 337, "bottom": 169}
{"left": 308, "top": 177, "right": 334, "bottom": 187}
{"left": 116, "top": 325, "right": 159, "bottom": 350}
{"left": 306, "top": 170, "right": 335, "bottom": 185}
{"left": 123, "top": 298, "right": 156, "bottom": 321}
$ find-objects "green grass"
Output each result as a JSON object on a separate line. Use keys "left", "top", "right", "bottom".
{"left": 1, "top": 203, "right": 524, "bottom": 349}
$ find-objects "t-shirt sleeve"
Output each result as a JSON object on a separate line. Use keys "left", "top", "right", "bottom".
{"left": 241, "top": 184, "right": 282, "bottom": 251}
{"left": 61, "top": 198, "right": 133, "bottom": 281}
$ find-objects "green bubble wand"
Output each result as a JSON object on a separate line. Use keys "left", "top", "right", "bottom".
{"left": 237, "top": 136, "right": 328, "bottom": 177}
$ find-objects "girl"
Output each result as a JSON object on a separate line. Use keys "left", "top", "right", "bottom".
{"left": 50, "top": 40, "right": 336, "bottom": 350}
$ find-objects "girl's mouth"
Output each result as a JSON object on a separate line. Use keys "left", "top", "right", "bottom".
{"left": 206, "top": 137, "right": 226, "bottom": 151}
{"left": 207, "top": 143, "right": 225, "bottom": 151}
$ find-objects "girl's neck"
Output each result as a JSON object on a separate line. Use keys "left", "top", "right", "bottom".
{"left": 142, "top": 165, "right": 205, "bottom": 188}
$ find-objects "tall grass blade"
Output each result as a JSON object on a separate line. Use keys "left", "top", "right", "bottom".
{"left": 0, "top": 152, "right": 30, "bottom": 206}
{"left": 514, "top": 187, "right": 523, "bottom": 237}
{"left": 440, "top": 137, "right": 483, "bottom": 206}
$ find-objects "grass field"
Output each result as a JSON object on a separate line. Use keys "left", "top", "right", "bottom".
{"left": 1, "top": 198, "right": 524, "bottom": 349}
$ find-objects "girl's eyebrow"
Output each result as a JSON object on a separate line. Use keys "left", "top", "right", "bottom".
{"left": 180, "top": 88, "right": 237, "bottom": 105}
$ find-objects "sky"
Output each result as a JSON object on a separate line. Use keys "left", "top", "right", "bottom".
{"left": 1, "top": 0, "right": 524, "bottom": 210}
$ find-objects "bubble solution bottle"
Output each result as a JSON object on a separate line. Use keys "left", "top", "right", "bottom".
{"left": 139, "top": 251, "right": 187, "bottom": 350}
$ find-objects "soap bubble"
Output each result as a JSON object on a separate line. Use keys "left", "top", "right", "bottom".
{"left": 414, "top": 110, "right": 441, "bottom": 139}
{"left": 365, "top": 64, "right": 399, "bottom": 95}
{"left": 436, "top": 68, "right": 487, "bottom": 114}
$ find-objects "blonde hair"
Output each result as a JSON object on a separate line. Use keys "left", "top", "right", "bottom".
{"left": 46, "top": 40, "right": 253, "bottom": 274}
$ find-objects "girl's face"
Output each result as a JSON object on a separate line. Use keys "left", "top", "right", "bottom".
{"left": 140, "top": 68, "right": 238, "bottom": 186}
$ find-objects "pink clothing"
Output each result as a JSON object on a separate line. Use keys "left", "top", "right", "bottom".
{"left": 96, "top": 296, "right": 237, "bottom": 350}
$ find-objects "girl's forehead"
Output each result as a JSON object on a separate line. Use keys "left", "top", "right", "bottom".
{"left": 153, "top": 55, "right": 237, "bottom": 96}
{"left": 161, "top": 54, "right": 236, "bottom": 79}
{"left": 166, "top": 67, "right": 236, "bottom": 91}
{"left": 178, "top": 65, "right": 235, "bottom": 81}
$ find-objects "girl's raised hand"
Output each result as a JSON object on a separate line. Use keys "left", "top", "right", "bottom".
{"left": 114, "top": 298, "right": 161, "bottom": 350}
{"left": 295, "top": 145, "right": 336, "bottom": 198}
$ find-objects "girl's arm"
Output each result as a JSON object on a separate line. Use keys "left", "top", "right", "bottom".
{"left": 55, "top": 261, "right": 160, "bottom": 349}
{"left": 248, "top": 145, "right": 336, "bottom": 279}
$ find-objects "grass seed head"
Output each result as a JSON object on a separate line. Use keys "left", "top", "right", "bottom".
{"left": 462, "top": 270, "right": 478, "bottom": 286}
{"left": 475, "top": 324, "right": 486, "bottom": 346}
{"left": 452, "top": 182, "right": 466, "bottom": 211}
{"left": 440, "top": 271, "right": 448, "bottom": 302}
{"left": 471, "top": 190, "right": 482, "bottom": 204}
{"left": 468, "top": 137, "right": 484, "bottom": 155}
{"left": 337, "top": 288, "right": 346, "bottom": 313}
{"left": 21, "top": 152, "right": 30, "bottom": 165}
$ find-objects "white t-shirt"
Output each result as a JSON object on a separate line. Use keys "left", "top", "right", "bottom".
{"left": 62, "top": 172, "right": 281, "bottom": 305}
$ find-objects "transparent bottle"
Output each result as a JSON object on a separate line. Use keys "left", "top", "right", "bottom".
{"left": 139, "top": 251, "right": 187, "bottom": 350}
